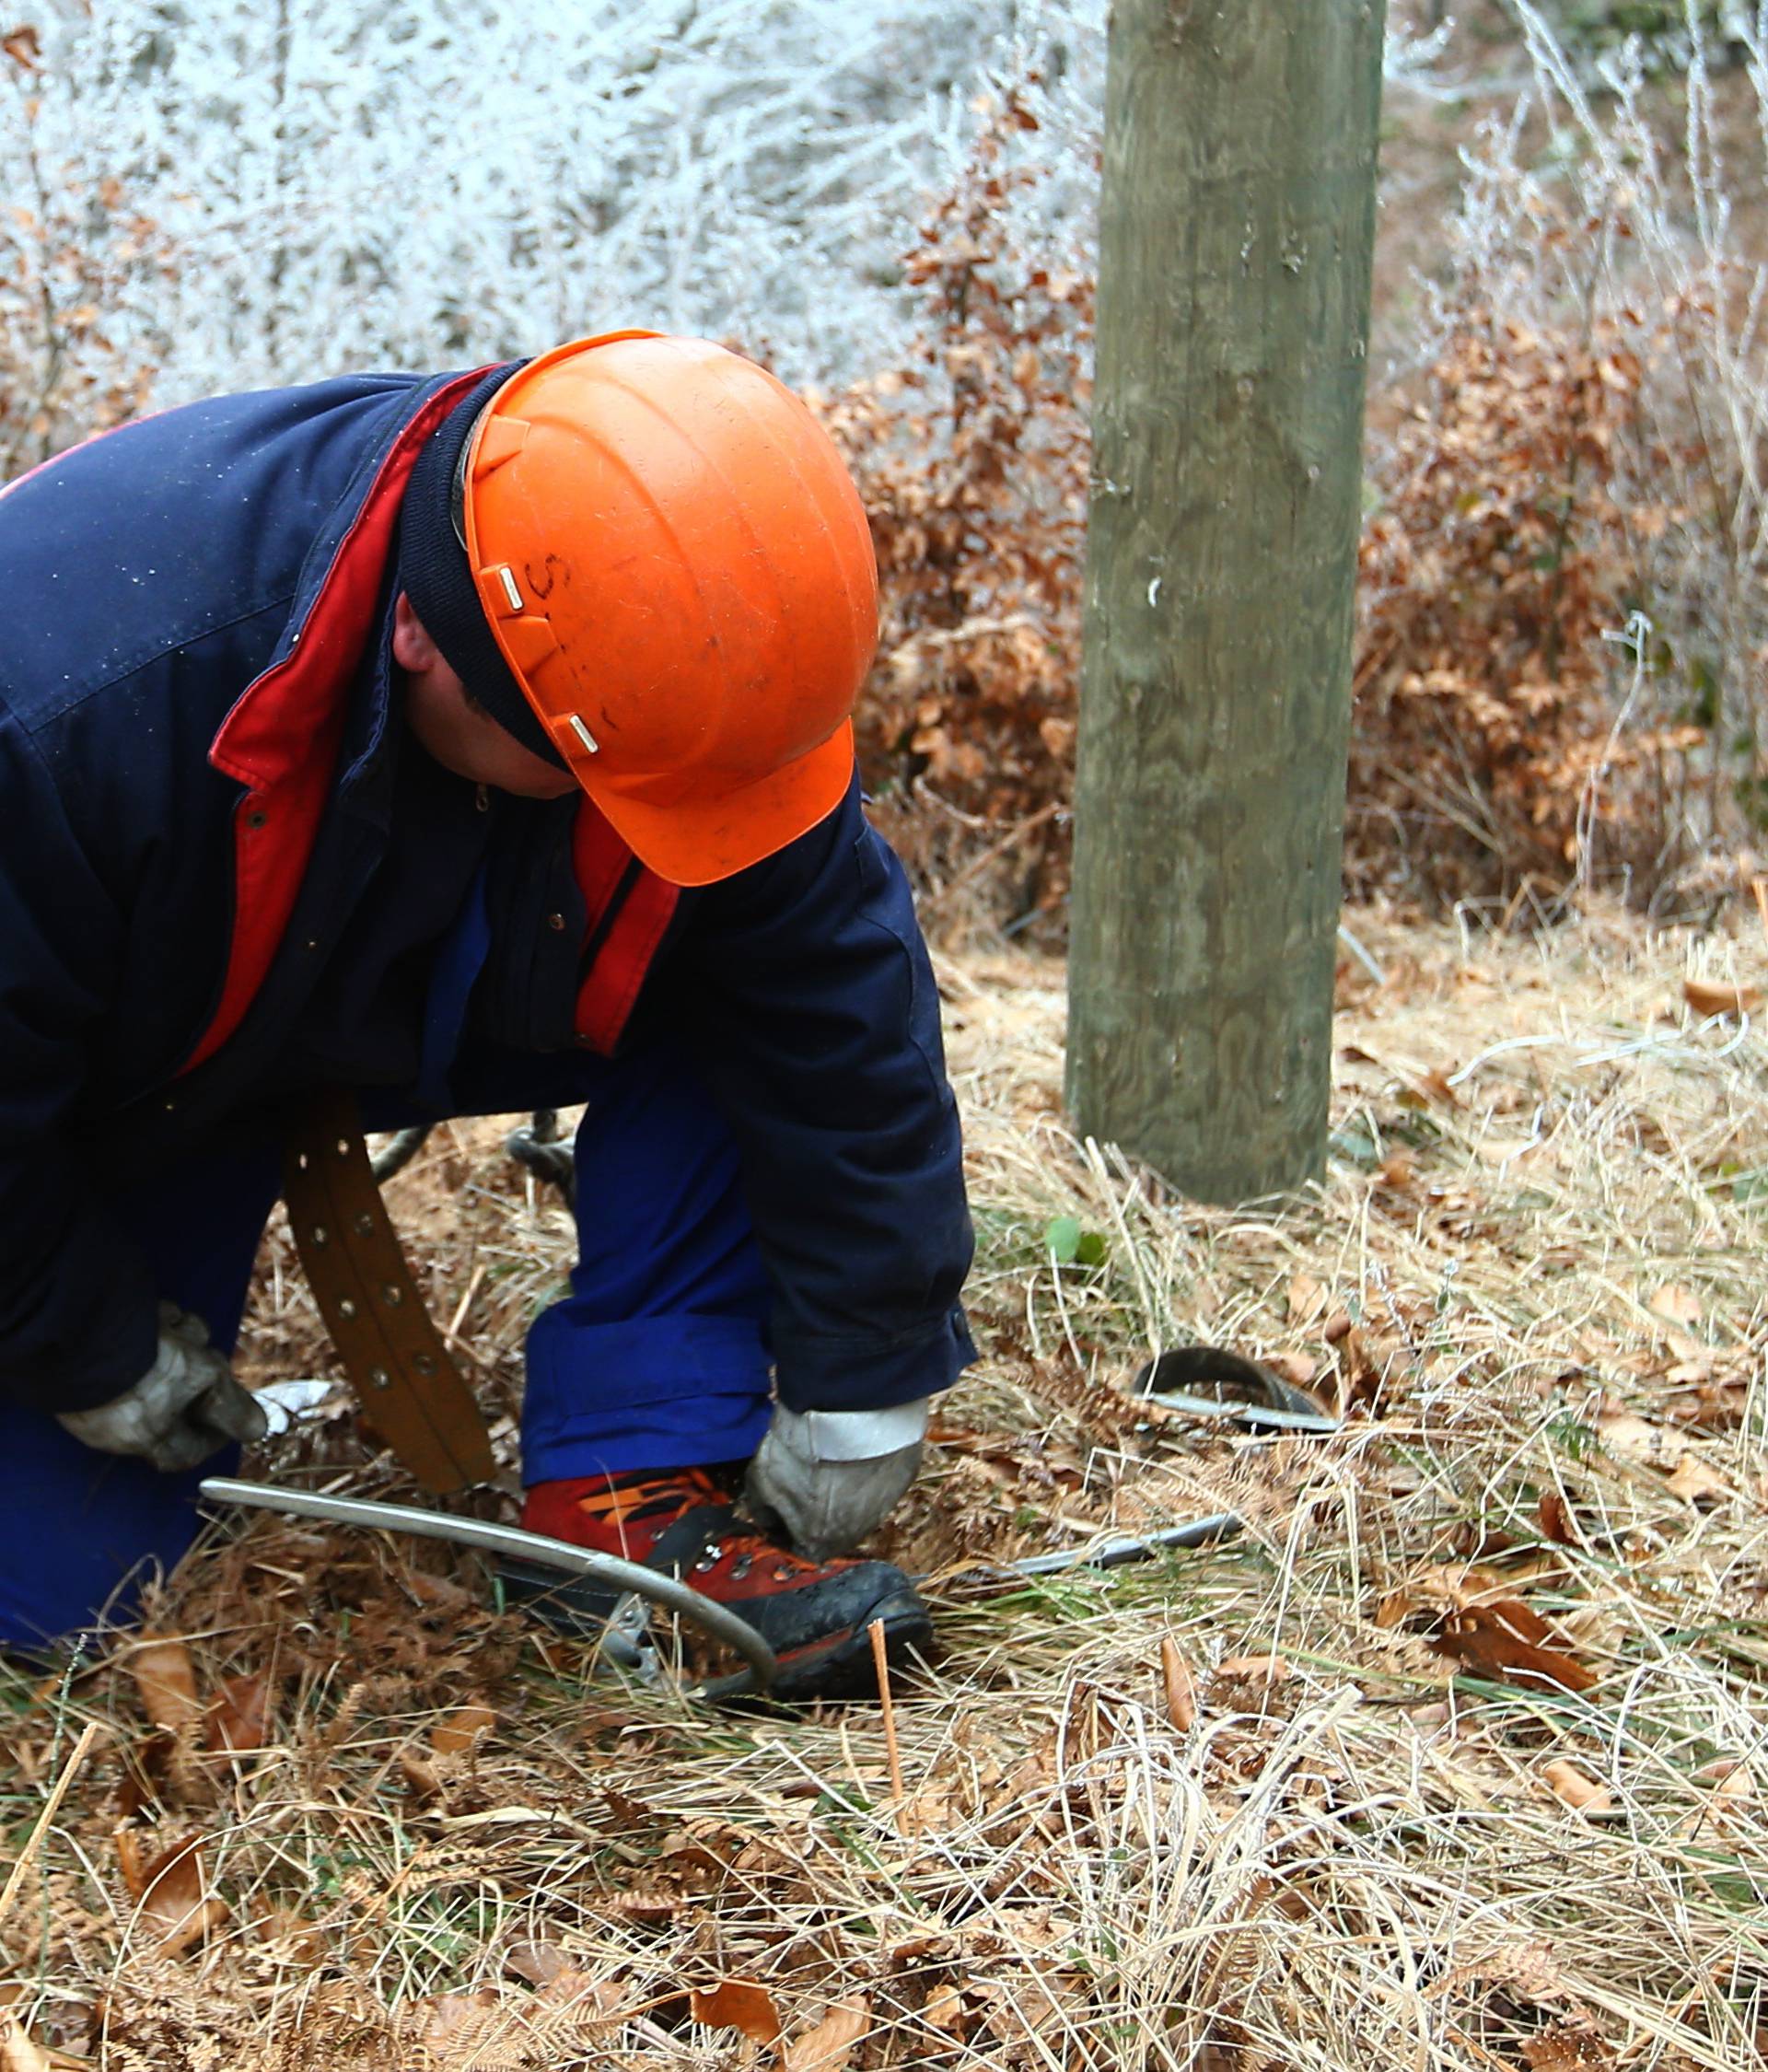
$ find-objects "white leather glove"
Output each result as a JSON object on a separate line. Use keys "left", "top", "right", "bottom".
{"left": 55, "top": 1302, "right": 267, "bottom": 1473}
{"left": 743, "top": 1400, "right": 930, "bottom": 1559}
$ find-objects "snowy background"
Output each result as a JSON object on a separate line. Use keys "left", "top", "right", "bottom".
{"left": 1, "top": 0, "right": 1485, "bottom": 413}
{"left": 8, "top": 0, "right": 1106, "bottom": 402}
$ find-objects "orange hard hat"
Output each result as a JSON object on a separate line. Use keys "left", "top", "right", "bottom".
{"left": 458, "top": 332, "right": 878, "bottom": 887}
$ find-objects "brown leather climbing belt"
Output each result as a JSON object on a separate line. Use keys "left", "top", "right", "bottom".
{"left": 283, "top": 1089, "right": 494, "bottom": 1493}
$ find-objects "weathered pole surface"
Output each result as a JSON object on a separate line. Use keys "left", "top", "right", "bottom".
{"left": 1065, "top": 0, "right": 1387, "bottom": 1202}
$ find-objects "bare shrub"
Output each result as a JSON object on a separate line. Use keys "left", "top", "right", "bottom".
{"left": 819, "top": 86, "right": 1091, "bottom": 935}
{"left": 0, "top": 0, "right": 1097, "bottom": 401}
{"left": 0, "top": 30, "right": 163, "bottom": 477}
{"left": 1351, "top": 307, "right": 1662, "bottom": 900}
{"left": 1361, "top": 0, "right": 1768, "bottom": 904}
{"left": 840, "top": 5, "right": 1768, "bottom": 918}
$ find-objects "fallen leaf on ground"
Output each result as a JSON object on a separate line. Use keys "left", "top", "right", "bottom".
{"left": 1662, "top": 1366, "right": 1753, "bottom": 1431}
{"left": 502, "top": 1936, "right": 627, "bottom": 2018}
{"left": 0, "top": 2028, "right": 83, "bottom": 2072}
{"left": 1395, "top": 1065, "right": 1460, "bottom": 1109}
{"left": 1537, "top": 1491, "right": 1577, "bottom": 1545}
{"left": 691, "top": 1980, "right": 781, "bottom": 2045}
{"left": 127, "top": 1638, "right": 203, "bottom": 1733}
{"left": 430, "top": 1703, "right": 496, "bottom": 1758}
{"left": 415, "top": 1991, "right": 499, "bottom": 2046}
{"left": 397, "top": 1750, "right": 443, "bottom": 1802}
{"left": 206, "top": 1672, "right": 271, "bottom": 1754}
{"left": 1599, "top": 1412, "right": 1683, "bottom": 1473}
{"left": 1263, "top": 1350, "right": 1319, "bottom": 1390}
{"left": 1522, "top": 2025, "right": 1619, "bottom": 2070}
{"left": 505, "top": 1940, "right": 574, "bottom": 1987}
{"left": 1599, "top": 1412, "right": 1726, "bottom": 1501}
{"left": 253, "top": 1903, "right": 326, "bottom": 1963}
{"left": 783, "top": 1997, "right": 870, "bottom": 2072}
{"left": 1431, "top": 1601, "right": 1598, "bottom": 1694}
{"left": 1215, "top": 1655, "right": 1290, "bottom": 1683}
{"left": 0, "top": 2020, "right": 50, "bottom": 2072}
{"left": 118, "top": 1833, "right": 228, "bottom": 1956}
{"left": 1160, "top": 1635, "right": 1196, "bottom": 1732}
{"left": 1683, "top": 977, "right": 1762, "bottom": 1019}
{"left": 114, "top": 1825, "right": 157, "bottom": 1899}
{"left": 1647, "top": 1283, "right": 1703, "bottom": 1329}
{"left": 922, "top": 1985, "right": 966, "bottom": 2037}
{"left": 1286, "top": 1272, "right": 1326, "bottom": 1322}
{"left": 1664, "top": 1453, "right": 1728, "bottom": 1505}
{"left": 1543, "top": 1759, "right": 1611, "bottom": 1814}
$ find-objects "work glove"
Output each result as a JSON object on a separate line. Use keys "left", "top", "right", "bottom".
{"left": 744, "top": 1400, "right": 930, "bottom": 1560}
{"left": 55, "top": 1302, "right": 267, "bottom": 1473}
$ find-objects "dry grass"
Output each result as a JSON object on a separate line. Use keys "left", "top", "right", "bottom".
{"left": 5, "top": 902, "right": 1768, "bottom": 2068}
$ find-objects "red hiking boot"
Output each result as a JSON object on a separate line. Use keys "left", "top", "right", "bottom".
{"left": 506, "top": 1468, "right": 931, "bottom": 1702}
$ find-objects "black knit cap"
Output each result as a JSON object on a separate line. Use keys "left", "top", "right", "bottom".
{"left": 397, "top": 362, "right": 568, "bottom": 770}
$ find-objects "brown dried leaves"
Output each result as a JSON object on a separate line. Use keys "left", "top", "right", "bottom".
{"left": 1682, "top": 977, "right": 1762, "bottom": 1019}
{"left": 0, "top": 24, "right": 40, "bottom": 72}
{"left": 114, "top": 1833, "right": 227, "bottom": 1958}
{"left": 688, "top": 1982, "right": 871, "bottom": 2070}
{"left": 1380, "top": 1572, "right": 1600, "bottom": 1694}
{"left": 1430, "top": 1601, "right": 1599, "bottom": 1694}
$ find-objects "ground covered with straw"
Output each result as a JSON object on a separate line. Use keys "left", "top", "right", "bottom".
{"left": 4, "top": 903, "right": 1767, "bottom": 2069}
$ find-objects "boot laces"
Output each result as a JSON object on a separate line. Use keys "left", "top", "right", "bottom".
{"left": 571, "top": 1471, "right": 834, "bottom": 1585}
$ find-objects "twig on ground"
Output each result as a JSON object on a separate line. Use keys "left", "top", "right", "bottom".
{"left": 0, "top": 1719, "right": 100, "bottom": 1928}
{"left": 870, "top": 1619, "right": 904, "bottom": 1815}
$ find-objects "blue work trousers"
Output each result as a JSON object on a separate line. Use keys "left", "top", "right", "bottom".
{"left": 0, "top": 1042, "right": 775, "bottom": 1650}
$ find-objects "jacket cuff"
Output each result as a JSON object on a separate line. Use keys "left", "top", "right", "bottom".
{"left": 2, "top": 1291, "right": 158, "bottom": 1417}
{"left": 773, "top": 1304, "right": 978, "bottom": 1416}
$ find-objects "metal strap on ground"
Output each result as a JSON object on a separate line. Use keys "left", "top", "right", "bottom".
{"left": 201, "top": 1478, "right": 1239, "bottom": 1702}
{"left": 283, "top": 1088, "right": 495, "bottom": 1494}
{"left": 982, "top": 1513, "right": 1243, "bottom": 1577}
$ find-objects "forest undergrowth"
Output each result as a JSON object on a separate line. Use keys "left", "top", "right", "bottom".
{"left": 5, "top": 899, "right": 1768, "bottom": 2069}
{"left": 836, "top": 1, "right": 1768, "bottom": 925}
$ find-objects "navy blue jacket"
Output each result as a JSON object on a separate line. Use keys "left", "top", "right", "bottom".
{"left": 0, "top": 373, "right": 975, "bottom": 1418}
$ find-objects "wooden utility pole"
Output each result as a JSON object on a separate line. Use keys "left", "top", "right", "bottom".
{"left": 1066, "top": 0, "right": 1387, "bottom": 1202}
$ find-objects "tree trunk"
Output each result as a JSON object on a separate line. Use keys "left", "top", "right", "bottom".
{"left": 1065, "top": 0, "right": 1387, "bottom": 1203}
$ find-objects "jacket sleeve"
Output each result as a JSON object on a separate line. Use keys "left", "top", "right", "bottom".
{"left": 0, "top": 707, "right": 159, "bottom": 1413}
{"left": 661, "top": 779, "right": 976, "bottom": 1415}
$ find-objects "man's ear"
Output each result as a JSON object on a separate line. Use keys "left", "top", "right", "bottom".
{"left": 391, "top": 592, "right": 437, "bottom": 674}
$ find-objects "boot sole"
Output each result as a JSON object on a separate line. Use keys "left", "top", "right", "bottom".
{"left": 764, "top": 1588, "right": 933, "bottom": 1703}
{"left": 500, "top": 1561, "right": 931, "bottom": 1704}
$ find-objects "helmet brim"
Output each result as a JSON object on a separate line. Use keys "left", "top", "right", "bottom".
{"left": 586, "top": 721, "right": 857, "bottom": 889}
